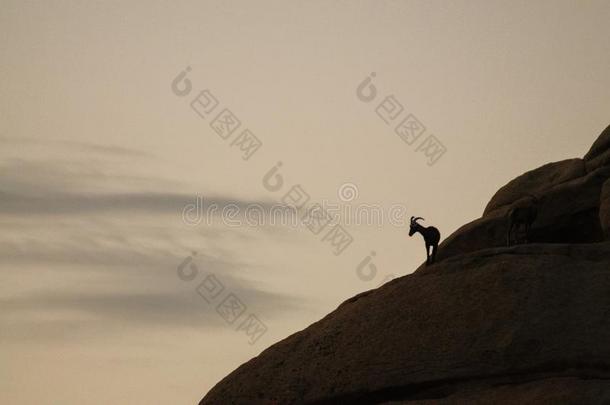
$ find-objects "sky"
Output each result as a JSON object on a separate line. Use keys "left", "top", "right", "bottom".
{"left": 1, "top": 0, "right": 609, "bottom": 403}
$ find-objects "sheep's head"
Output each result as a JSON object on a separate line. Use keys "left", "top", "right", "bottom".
{"left": 409, "top": 216, "right": 424, "bottom": 236}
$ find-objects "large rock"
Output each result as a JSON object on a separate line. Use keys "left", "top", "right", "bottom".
{"left": 585, "top": 125, "right": 610, "bottom": 171}
{"left": 485, "top": 125, "right": 610, "bottom": 216}
{"left": 483, "top": 159, "right": 586, "bottom": 216}
{"left": 200, "top": 126, "right": 610, "bottom": 404}
{"left": 202, "top": 243, "right": 610, "bottom": 404}
{"left": 434, "top": 166, "right": 609, "bottom": 263}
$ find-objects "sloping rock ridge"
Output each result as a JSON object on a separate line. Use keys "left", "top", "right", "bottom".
{"left": 201, "top": 125, "right": 610, "bottom": 405}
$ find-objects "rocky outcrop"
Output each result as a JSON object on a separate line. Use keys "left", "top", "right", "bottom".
{"left": 434, "top": 125, "right": 610, "bottom": 264}
{"left": 433, "top": 165, "right": 609, "bottom": 264}
{"left": 483, "top": 158, "right": 586, "bottom": 216}
{"left": 585, "top": 125, "right": 610, "bottom": 171}
{"left": 200, "top": 125, "right": 610, "bottom": 404}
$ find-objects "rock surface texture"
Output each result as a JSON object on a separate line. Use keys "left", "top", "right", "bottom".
{"left": 201, "top": 126, "right": 610, "bottom": 405}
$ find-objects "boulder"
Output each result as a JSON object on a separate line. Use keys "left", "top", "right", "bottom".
{"left": 201, "top": 243, "right": 610, "bottom": 404}
{"left": 584, "top": 124, "right": 610, "bottom": 160}
{"left": 433, "top": 166, "right": 609, "bottom": 263}
{"left": 584, "top": 125, "right": 610, "bottom": 172}
{"left": 484, "top": 124, "right": 610, "bottom": 216}
{"left": 483, "top": 159, "right": 586, "bottom": 216}
{"left": 199, "top": 125, "right": 610, "bottom": 404}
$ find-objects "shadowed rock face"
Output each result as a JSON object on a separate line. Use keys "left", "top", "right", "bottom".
{"left": 601, "top": 179, "right": 610, "bottom": 239}
{"left": 585, "top": 125, "right": 610, "bottom": 171}
{"left": 200, "top": 126, "right": 610, "bottom": 405}
{"left": 433, "top": 165, "right": 610, "bottom": 264}
{"left": 483, "top": 158, "right": 587, "bottom": 216}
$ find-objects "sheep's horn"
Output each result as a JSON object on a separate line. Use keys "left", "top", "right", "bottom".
{"left": 413, "top": 216, "right": 424, "bottom": 222}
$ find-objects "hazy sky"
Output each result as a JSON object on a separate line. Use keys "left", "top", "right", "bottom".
{"left": 1, "top": 1, "right": 609, "bottom": 403}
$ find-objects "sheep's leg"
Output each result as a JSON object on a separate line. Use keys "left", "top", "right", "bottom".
{"left": 516, "top": 223, "right": 523, "bottom": 244}
{"left": 425, "top": 244, "right": 431, "bottom": 266}
{"left": 431, "top": 244, "right": 437, "bottom": 264}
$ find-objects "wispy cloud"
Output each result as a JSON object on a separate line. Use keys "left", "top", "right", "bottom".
{"left": 0, "top": 189, "right": 276, "bottom": 216}
{"left": 0, "top": 285, "right": 303, "bottom": 343}
{"left": 0, "top": 137, "right": 306, "bottom": 347}
{"left": 0, "top": 135, "right": 151, "bottom": 157}
{"left": 0, "top": 155, "right": 275, "bottom": 216}
{"left": 3, "top": 284, "right": 300, "bottom": 325}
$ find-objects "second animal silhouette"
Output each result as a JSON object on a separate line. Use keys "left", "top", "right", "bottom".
{"left": 409, "top": 216, "right": 441, "bottom": 266}
{"left": 506, "top": 194, "right": 538, "bottom": 246}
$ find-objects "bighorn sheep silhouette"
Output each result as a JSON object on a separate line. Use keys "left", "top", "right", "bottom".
{"left": 506, "top": 194, "right": 539, "bottom": 246}
{"left": 409, "top": 216, "right": 441, "bottom": 265}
